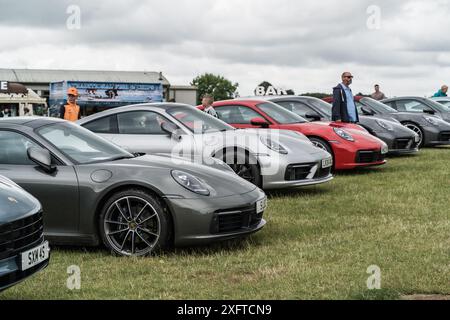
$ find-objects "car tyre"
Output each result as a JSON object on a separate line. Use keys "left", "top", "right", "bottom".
{"left": 222, "top": 151, "right": 262, "bottom": 187}
{"left": 99, "top": 189, "right": 170, "bottom": 256}
{"left": 402, "top": 122, "right": 424, "bottom": 148}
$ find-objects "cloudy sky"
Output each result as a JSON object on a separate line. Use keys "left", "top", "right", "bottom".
{"left": 1, "top": 0, "right": 449, "bottom": 97}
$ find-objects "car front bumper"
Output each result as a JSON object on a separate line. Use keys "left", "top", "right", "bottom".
{"left": 0, "top": 240, "right": 49, "bottom": 292}
{"left": 257, "top": 153, "right": 333, "bottom": 190}
{"left": 165, "top": 188, "right": 267, "bottom": 246}
{"left": 331, "top": 140, "right": 387, "bottom": 170}
{"left": 372, "top": 132, "right": 420, "bottom": 155}
{"left": 423, "top": 126, "right": 450, "bottom": 146}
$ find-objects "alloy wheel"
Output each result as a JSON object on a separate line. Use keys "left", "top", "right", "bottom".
{"left": 404, "top": 123, "right": 423, "bottom": 147}
{"left": 230, "top": 163, "right": 257, "bottom": 184}
{"left": 103, "top": 196, "right": 161, "bottom": 256}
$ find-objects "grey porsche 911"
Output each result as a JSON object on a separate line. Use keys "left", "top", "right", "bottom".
{"left": 0, "top": 117, "right": 267, "bottom": 256}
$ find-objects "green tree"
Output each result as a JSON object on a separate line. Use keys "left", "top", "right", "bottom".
{"left": 191, "top": 73, "right": 239, "bottom": 104}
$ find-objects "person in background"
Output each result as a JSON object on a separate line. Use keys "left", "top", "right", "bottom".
{"left": 201, "top": 94, "right": 218, "bottom": 118}
{"left": 370, "top": 84, "right": 387, "bottom": 101}
{"left": 60, "top": 87, "right": 81, "bottom": 121}
{"left": 23, "top": 107, "right": 32, "bottom": 116}
{"left": 432, "top": 85, "right": 448, "bottom": 97}
{"left": 331, "top": 72, "right": 359, "bottom": 123}
{"left": 2, "top": 108, "right": 11, "bottom": 117}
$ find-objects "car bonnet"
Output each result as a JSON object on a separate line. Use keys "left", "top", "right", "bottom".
{"left": 0, "top": 176, "right": 41, "bottom": 223}
{"left": 99, "top": 154, "right": 258, "bottom": 197}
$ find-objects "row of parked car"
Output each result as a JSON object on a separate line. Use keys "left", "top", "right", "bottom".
{"left": 1, "top": 94, "right": 449, "bottom": 291}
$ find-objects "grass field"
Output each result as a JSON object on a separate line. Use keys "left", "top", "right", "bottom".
{"left": 1, "top": 148, "right": 449, "bottom": 300}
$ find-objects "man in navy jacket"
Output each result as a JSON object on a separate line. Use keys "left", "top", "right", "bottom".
{"left": 332, "top": 72, "right": 359, "bottom": 123}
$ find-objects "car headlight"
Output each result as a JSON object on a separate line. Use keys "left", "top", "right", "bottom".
{"left": 171, "top": 170, "right": 210, "bottom": 196}
{"left": 424, "top": 116, "right": 439, "bottom": 126}
{"left": 381, "top": 145, "right": 389, "bottom": 154}
{"left": 260, "top": 136, "right": 288, "bottom": 154}
{"left": 333, "top": 128, "right": 354, "bottom": 141}
{"left": 376, "top": 120, "right": 394, "bottom": 131}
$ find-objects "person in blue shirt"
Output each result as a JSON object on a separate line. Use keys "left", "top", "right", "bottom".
{"left": 331, "top": 72, "right": 359, "bottom": 123}
{"left": 432, "top": 85, "right": 448, "bottom": 97}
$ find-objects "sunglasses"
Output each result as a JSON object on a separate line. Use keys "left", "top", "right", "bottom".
{"left": 344, "top": 76, "right": 354, "bottom": 79}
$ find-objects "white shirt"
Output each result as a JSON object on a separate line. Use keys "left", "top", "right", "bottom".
{"left": 204, "top": 106, "right": 218, "bottom": 118}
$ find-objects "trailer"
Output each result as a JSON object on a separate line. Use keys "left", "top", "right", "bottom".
{"left": 49, "top": 80, "right": 164, "bottom": 118}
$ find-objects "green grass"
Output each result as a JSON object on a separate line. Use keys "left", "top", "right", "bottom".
{"left": 1, "top": 148, "right": 449, "bottom": 300}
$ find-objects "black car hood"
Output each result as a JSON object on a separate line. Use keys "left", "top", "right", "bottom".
{"left": 97, "top": 154, "right": 258, "bottom": 197}
{"left": 0, "top": 175, "right": 41, "bottom": 223}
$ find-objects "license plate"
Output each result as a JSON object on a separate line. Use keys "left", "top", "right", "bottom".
{"left": 322, "top": 158, "right": 333, "bottom": 168}
{"left": 20, "top": 241, "right": 50, "bottom": 271}
{"left": 256, "top": 197, "right": 267, "bottom": 214}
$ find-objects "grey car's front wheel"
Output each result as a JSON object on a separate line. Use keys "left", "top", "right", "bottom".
{"left": 99, "top": 189, "right": 170, "bottom": 256}
{"left": 403, "top": 122, "right": 424, "bottom": 148}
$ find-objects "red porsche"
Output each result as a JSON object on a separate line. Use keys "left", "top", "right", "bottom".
{"left": 199, "top": 99, "right": 388, "bottom": 170}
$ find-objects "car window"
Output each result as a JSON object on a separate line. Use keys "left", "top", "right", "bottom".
{"left": 0, "top": 131, "right": 38, "bottom": 165}
{"left": 167, "top": 106, "right": 233, "bottom": 133}
{"left": 382, "top": 101, "right": 396, "bottom": 109}
{"left": 257, "top": 102, "right": 307, "bottom": 124}
{"left": 117, "top": 111, "right": 169, "bottom": 134}
{"left": 276, "top": 101, "right": 313, "bottom": 117}
{"left": 37, "top": 122, "right": 132, "bottom": 164}
{"left": 355, "top": 102, "right": 373, "bottom": 114}
{"left": 83, "top": 115, "right": 117, "bottom": 134}
{"left": 395, "top": 100, "right": 429, "bottom": 113}
{"left": 214, "top": 105, "right": 262, "bottom": 124}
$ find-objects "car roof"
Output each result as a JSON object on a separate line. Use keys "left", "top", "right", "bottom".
{"left": 77, "top": 103, "right": 196, "bottom": 123}
{"left": 0, "top": 117, "right": 66, "bottom": 128}
{"left": 382, "top": 96, "right": 429, "bottom": 102}
{"left": 431, "top": 96, "right": 450, "bottom": 100}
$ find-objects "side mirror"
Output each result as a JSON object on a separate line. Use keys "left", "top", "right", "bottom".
{"left": 27, "top": 147, "right": 57, "bottom": 173}
{"left": 423, "top": 108, "right": 435, "bottom": 115}
{"left": 304, "top": 111, "right": 321, "bottom": 121}
{"left": 361, "top": 106, "right": 375, "bottom": 115}
{"left": 250, "top": 117, "right": 269, "bottom": 128}
{"left": 161, "top": 121, "right": 182, "bottom": 141}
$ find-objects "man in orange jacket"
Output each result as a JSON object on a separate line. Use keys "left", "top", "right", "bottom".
{"left": 60, "top": 87, "right": 81, "bottom": 121}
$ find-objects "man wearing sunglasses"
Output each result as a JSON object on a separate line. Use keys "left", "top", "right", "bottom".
{"left": 60, "top": 87, "right": 81, "bottom": 121}
{"left": 331, "top": 72, "right": 359, "bottom": 123}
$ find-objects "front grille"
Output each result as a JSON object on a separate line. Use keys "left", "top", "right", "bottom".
{"left": 314, "top": 166, "right": 332, "bottom": 179}
{"left": 0, "top": 211, "right": 44, "bottom": 261}
{"left": 285, "top": 163, "right": 315, "bottom": 181}
{"left": 438, "top": 131, "right": 450, "bottom": 142}
{"left": 211, "top": 205, "right": 263, "bottom": 234}
{"left": 355, "top": 150, "right": 385, "bottom": 163}
{"left": 393, "top": 138, "right": 413, "bottom": 150}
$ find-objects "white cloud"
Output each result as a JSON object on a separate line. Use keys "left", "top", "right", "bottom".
{"left": 0, "top": 0, "right": 449, "bottom": 97}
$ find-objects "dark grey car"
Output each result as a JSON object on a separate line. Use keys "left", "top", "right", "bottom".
{"left": 0, "top": 117, "right": 267, "bottom": 256}
{"left": 382, "top": 96, "right": 450, "bottom": 123}
{"left": 359, "top": 97, "right": 450, "bottom": 147}
{"left": 261, "top": 96, "right": 420, "bottom": 155}
{"left": 0, "top": 175, "right": 49, "bottom": 291}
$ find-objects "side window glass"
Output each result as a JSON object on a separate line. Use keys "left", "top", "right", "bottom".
{"left": 238, "top": 106, "right": 263, "bottom": 123}
{"left": 214, "top": 105, "right": 261, "bottom": 124}
{"left": 397, "top": 100, "right": 426, "bottom": 112}
{"left": 277, "top": 101, "right": 313, "bottom": 117}
{"left": 117, "top": 111, "right": 169, "bottom": 134}
{"left": 0, "top": 131, "right": 38, "bottom": 165}
{"left": 83, "top": 115, "right": 116, "bottom": 133}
